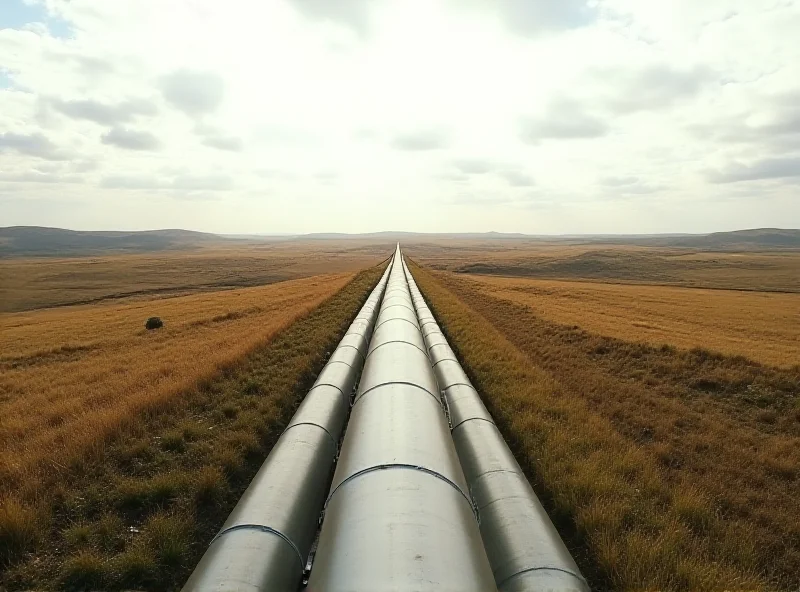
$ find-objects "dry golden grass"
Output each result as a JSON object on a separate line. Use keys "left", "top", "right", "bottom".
{"left": 1, "top": 266, "right": 385, "bottom": 591}
{"left": 403, "top": 241, "right": 800, "bottom": 292}
{"left": 410, "top": 263, "right": 799, "bottom": 592}
{"left": 461, "top": 275, "right": 800, "bottom": 368}
{"left": 0, "top": 273, "right": 351, "bottom": 501}
{"left": 0, "top": 240, "right": 390, "bottom": 312}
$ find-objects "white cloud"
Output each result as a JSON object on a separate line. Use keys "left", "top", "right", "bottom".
{"left": 0, "top": 131, "right": 70, "bottom": 160}
{"left": 520, "top": 99, "right": 609, "bottom": 142}
{"left": 50, "top": 97, "right": 158, "bottom": 125}
{"left": 159, "top": 69, "right": 225, "bottom": 118}
{"left": 0, "top": 0, "right": 798, "bottom": 233}
{"left": 706, "top": 157, "right": 800, "bottom": 184}
{"left": 101, "top": 127, "right": 161, "bottom": 151}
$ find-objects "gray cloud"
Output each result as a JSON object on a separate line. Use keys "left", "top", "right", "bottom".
{"left": 450, "top": 191, "right": 517, "bottom": 206}
{"left": 520, "top": 100, "right": 608, "bottom": 142}
{"left": 195, "top": 125, "right": 244, "bottom": 152}
{"left": 51, "top": 97, "right": 158, "bottom": 125}
{"left": 74, "top": 55, "right": 115, "bottom": 77}
{"left": 201, "top": 135, "right": 243, "bottom": 152}
{"left": 706, "top": 157, "right": 800, "bottom": 183}
{"left": 391, "top": 129, "right": 450, "bottom": 151}
{"left": 601, "top": 176, "right": 640, "bottom": 187}
{"left": 101, "top": 173, "right": 234, "bottom": 191}
{"left": 453, "top": 158, "right": 495, "bottom": 174}
{"left": 100, "top": 175, "right": 160, "bottom": 190}
{"left": 0, "top": 171, "right": 84, "bottom": 184}
{"left": 101, "top": 127, "right": 161, "bottom": 151}
{"left": 434, "top": 171, "right": 470, "bottom": 183}
{"left": 44, "top": 51, "right": 115, "bottom": 77}
{"left": 172, "top": 174, "right": 234, "bottom": 191}
{"left": 496, "top": 0, "right": 596, "bottom": 36}
{"left": 498, "top": 170, "right": 535, "bottom": 187}
{"left": 689, "top": 93, "right": 800, "bottom": 151}
{"left": 159, "top": 69, "right": 225, "bottom": 117}
{"left": 313, "top": 171, "right": 338, "bottom": 182}
{"left": 597, "top": 65, "right": 714, "bottom": 114}
{"left": 289, "top": 0, "right": 372, "bottom": 35}
{"left": 0, "top": 131, "right": 69, "bottom": 161}
{"left": 600, "top": 175, "right": 664, "bottom": 195}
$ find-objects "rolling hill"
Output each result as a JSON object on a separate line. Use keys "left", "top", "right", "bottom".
{"left": 0, "top": 226, "right": 229, "bottom": 256}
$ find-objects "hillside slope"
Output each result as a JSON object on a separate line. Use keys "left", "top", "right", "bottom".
{"left": 0, "top": 226, "right": 226, "bottom": 256}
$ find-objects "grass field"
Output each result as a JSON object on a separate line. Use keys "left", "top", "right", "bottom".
{"left": 0, "top": 266, "right": 384, "bottom": 590}
{"left": 411, "top": 263, "right": 799, "bottom": 591}
{"left": 0, "top": 240, "right": 390, "bottom": 312}
{"left": 2, "top": 236, "right": 798, "bottom": 591}
{"left": 460, "top": 275, "right": 800, "bottom": 368}
{"left": 404, "top": 242, "right": 800, "bottom": 293}
{"left": 0, "top": 273, "right": 357, "bottom": 503}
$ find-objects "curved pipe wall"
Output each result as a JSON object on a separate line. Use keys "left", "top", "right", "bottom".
{"left": 307, "top": 246, "right": 497, "bottom": 592}
{"left": 182, "top": 258, "right": 394, "bottom": 592}
{"left": 402, "top": 259, "right": 590, "bottom": 592}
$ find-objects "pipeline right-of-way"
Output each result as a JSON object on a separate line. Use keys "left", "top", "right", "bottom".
{"left": 402, "top": 256, "right": 590, "bottom": 592}
{"left": 307, "top": 244, "right": 497, "bottom": 591}
{"left": 181, "top": 245, "right": 589, "bottom": 592}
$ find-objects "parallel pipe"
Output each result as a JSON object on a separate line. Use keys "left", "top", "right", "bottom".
{"left": 307, "top": 246, "right": 497, "bottom": 592}
{"left": 402, "top": 258, "right": 590, "bottom": 592}
{"left": 182, "top": 258, "right": 394, "bottom": 592}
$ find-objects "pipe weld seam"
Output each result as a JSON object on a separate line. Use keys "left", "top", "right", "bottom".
{"left": 374, "top": 316, "right": 419, "bottom": 332}
{"left": 341, "top": 337, "right": 368, "bottom": 353}
{"left": 498, "top": 566, "right": 589, "bottom": 590}
{"left": 282, "top": 421, "right": 338, "bottom": 452}
{"left": 332, "top": 343, "right": 365, "bottom": 363}
{"left": 309, "top": 382, "right": 347, "bottom": 404}
{"left": 355, "top": 381, "right": 441, "bottom": 407}
{"left": 438, "top": 381, "right": 474, "bottom": 391}
{"left": 471, "top": 492, "right": 531, "bottom": 514}
{"left": 380, "top": 303, "right": 417, "bottom": 315}
{"left": 450, "top": 415, "right": 496, "bottom": 432}
{"left": 431, "top": 356, "right": 459, "bottom": 368}
{"left": 426, "top": 339, "right": 447, "bottom": 351}
{"left": 325, "top": 464, "right": 474, "bottom": 515}
{"left": 469, "top": 468, "right": 525, "bottom": 498}
{"left": 210, "top": 524, "right": 305, "bottom": 569}
{"left": 366, "top": 339, "right": 428, "bottom": 359}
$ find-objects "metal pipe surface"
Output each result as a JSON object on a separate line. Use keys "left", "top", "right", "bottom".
{"left": 181, "top": 259, "right": 394, "bottom": 592}
{"left": 307, "top": 246, "right": 497, "bottom": 592}
{"left": 403, "top": 259, "right": 590, "bottom": 592}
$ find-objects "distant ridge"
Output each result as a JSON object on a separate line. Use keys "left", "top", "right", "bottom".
{"left": 1, "top": 226, "right": 797, "bottom": 256}
{"left": 300, "top": 231, "right": 530, "bottom": 240}
{"left": 0, "top": 226, "right": 227, "bottom": 256}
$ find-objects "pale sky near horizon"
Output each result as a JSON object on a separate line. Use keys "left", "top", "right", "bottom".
{"left": 0, "top": 0, "right": 799, "bottom": 234}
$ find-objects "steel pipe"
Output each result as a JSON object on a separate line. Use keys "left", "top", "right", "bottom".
{"left": 402, "top": 259, "right": 590, "bottom": 592}
{"left": 307, "top": 246, "right": 497, "bottom": 592}
{"left": 181, "top": 259, "right": 394, "bottom": 592}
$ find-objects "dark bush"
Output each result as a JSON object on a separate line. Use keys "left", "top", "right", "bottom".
{"left": 145, "top": 317, "right": 163, "bottom": 330}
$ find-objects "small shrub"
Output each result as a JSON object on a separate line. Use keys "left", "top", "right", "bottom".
{"left": 144, "top": 513, "right": 191, "bottom": 568}
{"left": 63, "top": 523, "right": 92, "bottom": 549}
{"left": 61, "top": 550, "right": 106, "bottom": 590}
{"left": 93, "top": 513, "right": 124, "bottom": 552}
{"left": 113, "top": 545, "right": 157, "bottom": 588}
{"left": 117, "top": 473, "right": 187, "bottom": 512}
{"left": 194, "top": 466, "right": 226, "bottom": 506}
{"left": 0, "top": 498, "right": 40, "bottom": 565}
{"left": 160, "top": 430, "right": 185, "bottom": 453}
{"left": 242, "top": 378, "right": 262, "bottom": 396}
{"left": 145, "top": 317, "right": 163, "bottom": 330}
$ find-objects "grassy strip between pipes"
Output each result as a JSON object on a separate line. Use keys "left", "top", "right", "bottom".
{"left": 409, "top": 262, "right": 778, "bottom": 592}
{"left": 0, "top": 266, "right": 384, "bottom": 592}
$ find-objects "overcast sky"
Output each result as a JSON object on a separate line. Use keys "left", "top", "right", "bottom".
{"left": 1, "top": 0, "right": 798, "bottom": 234}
